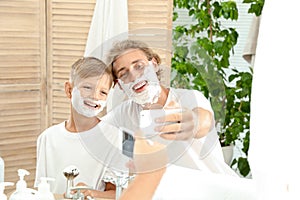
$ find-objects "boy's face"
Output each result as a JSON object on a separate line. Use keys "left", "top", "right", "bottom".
{"left": 112, "top": 49, "right": 161, "bottom": 106}
{"left": 71, "top": 74, "right": 111, "bottom": 117}
{"left": 75, "top": 74, "right": 111, "bottom": 101}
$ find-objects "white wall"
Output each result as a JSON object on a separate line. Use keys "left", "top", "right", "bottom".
{"left": 173, "top": 0, "right": 254, "bottom": 72}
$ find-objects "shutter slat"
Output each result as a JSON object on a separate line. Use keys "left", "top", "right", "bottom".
{"left": 0, "top": 0, "right": 46, "bottom": 192}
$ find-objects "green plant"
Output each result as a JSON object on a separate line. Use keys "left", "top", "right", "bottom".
{"left": 171, "top": 0, "right": 264, "bottom": 177}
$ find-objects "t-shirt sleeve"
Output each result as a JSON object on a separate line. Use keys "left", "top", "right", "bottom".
{"left": 34, "top": 132, "right": 47, "bottom": 187}
{"left": 179, "top": 89, "right": 213, "bottom": 114}
{"left": 101, "top": 105, "right": 122, "bottom": 128}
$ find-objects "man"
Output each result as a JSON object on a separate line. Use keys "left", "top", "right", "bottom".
{"left": 103, "top": 39, "right": 257, "bottom": 200}
{"left": 102, "top": 39, "right": 236, "bottom": 175}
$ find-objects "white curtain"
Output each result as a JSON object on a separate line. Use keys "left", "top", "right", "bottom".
{"left": 249, "top": 0, "right": 300, "bottom": 199}
{"left": 84, "top": 0, "right": 129, "bottom": 111}
{"left": 84, "top": 0, "right": 128, "bottom": 60}
{"left": 242, "top": 16, "right": 261, "bottom": 67}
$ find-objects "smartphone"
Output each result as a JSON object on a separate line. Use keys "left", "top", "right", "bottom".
{"left": 139, "top": 108, "right": 182, "bottom": 137}
{"left": 120, "top": 127, "right": 135, "bottom": 158}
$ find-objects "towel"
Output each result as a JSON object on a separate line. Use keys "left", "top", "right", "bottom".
{"left": 242, "top": 16, "right": 261, "bottom": 66}
{"left": 84, "top": 0, "right": 128, "bottom": 60}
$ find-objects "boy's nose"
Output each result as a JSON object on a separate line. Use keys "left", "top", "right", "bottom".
{"left": 92, "top": 91, "right": 101, "bottom": 100}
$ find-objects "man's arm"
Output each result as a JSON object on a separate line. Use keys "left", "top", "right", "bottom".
{"left": 119, "top": 168, "right": 166, "bottom": 200}
{"left": 192, "top": 107, "right": 214, "bottom": 139}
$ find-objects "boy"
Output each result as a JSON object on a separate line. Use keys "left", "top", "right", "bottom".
{"left": 35, "top": 57, "right": 119, "bottom": 199}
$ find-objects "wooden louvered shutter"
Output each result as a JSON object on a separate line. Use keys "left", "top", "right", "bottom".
{"left": 0, "top": 0, "right": 46, "bottom": 192}
{"left": 49, "top": 0, "right": 173, "bottom": 125}
{"left": 0, "top": 0, "right": 173, "bottom": 194}
{"left": 47, "top": 0, "right": 97, "bottom": 125}
{"left": 128, "top": 0, "right": 173, "bottom": 86}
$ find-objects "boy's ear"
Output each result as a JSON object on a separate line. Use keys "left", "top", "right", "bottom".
{"left": 65, "top": 81, "right": 73, "bottom": 99}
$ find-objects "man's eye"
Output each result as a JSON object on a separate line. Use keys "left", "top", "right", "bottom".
{"left": 119, "top": 72, "right": 129, "bottom": 79}
{"left": 135, "top": 63, "right": 146, "bottom": 70}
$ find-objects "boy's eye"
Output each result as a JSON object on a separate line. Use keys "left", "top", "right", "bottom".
{"left": 100, "top": 90, "right": 108, "bottom": 96}
{"left": 83, "top": 86, "right": 92, "bottom": 89}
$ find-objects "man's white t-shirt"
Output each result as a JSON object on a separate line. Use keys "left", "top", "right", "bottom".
{"left": 34, "top": 121, "right": 124, "bottom": 194}
{"left": 102, "top": 88, "right": 237, "bottom": 176}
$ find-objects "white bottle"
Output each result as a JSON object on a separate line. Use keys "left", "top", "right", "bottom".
{"left": 0, "top": 182, "right": 14, "bottom": 200}
{"left": 0, "top": 156, "right": 4, "bottom": 183}
{"left": 9, "top": 169, "right": 37, "bottom": 200}
{"left": 35, "top": 177, "right": 55, "bottom": 200}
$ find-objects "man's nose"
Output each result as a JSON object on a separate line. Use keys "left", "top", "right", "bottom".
{"left": 126, "top": 67, "right": 143, "bottom": 83}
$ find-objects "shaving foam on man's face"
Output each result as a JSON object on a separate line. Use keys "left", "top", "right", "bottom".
{"left": 118, "top": 61, "right": 161, "bottom": 106}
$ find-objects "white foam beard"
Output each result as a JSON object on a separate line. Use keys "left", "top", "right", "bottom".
{"left": 71, "top": 87, "right": 106, "bottom": 118}
{"left": 119, "top": 63, "right": 161, "bottom": 106}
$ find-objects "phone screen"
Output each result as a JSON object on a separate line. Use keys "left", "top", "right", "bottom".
{"left": 121, "top": 127, "right": 135, "bottom": 158}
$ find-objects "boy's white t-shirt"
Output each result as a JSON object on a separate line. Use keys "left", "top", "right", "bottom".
{"left": 34, "top": 121, "right": 124, "bottom": 194}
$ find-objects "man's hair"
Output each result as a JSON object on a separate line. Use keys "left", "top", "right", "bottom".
{"left": 70, "top": 57, "right": 113, "bottom": 85}
{"left": 105, "top": 39, "right": 163, "bottom": 80}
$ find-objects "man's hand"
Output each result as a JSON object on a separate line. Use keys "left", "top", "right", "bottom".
{"left": 119, "top": 130, "right": 167, "bottom": 200}
{"left": 72, "top": 182, "right": 116, "bottom": 199}
{"left": 155, "top": 107, "right": 213, "bottom": 140}
{"left": 71, "top": 183, "right": 94, "bottom": 199}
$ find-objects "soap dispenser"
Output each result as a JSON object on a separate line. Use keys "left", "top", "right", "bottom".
{"left": 0, "top": 182, "right": 14, "bottom": 200}
{"left": 9, "top": 169, "right": 37, "bottom": 200}
{"left": 36, "top": 177, "right": 55, "bottom": 200}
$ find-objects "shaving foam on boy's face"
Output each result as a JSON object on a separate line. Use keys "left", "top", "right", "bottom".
{"left": 71, "top": 87, "right": 106, "bottom": 117}
{"left": 71, "top": 75, "right": 111, "bottom": 118}
{"left": 118, "top": 61, "right": 161, "bottom": 106}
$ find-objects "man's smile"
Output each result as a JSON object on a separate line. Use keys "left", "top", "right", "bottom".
{"left": 132, "top": 80, "right": 148, "bottom": 93}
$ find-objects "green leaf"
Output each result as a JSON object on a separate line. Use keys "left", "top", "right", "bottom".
{"left": 237, "top": 157, "right": 250, "bottom": 177}
{"left": 175, "top": 46, "right": 189, "bottom": 58}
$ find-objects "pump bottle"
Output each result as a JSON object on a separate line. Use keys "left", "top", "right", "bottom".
{"left": 35, "top": 177, "right": 55, "bottom": 200}
{"left": 9, "top": 169, "right": 37, "bottom": 200}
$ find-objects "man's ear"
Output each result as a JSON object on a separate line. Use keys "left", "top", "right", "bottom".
{"left": 151, "top": 58, "right": 159, "bottom": 73}
{"left": 117, "top": 81, "right": 124, "bottom": 91}
{"left": 65, "top": 81, "right": 73, "bottom": 99}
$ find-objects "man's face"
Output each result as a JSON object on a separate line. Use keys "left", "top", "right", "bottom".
{"left": 112, "top": 49, "right": 161, "bottom": 106}
{"left": 113, "top": 49, "right": 149, "bottom": 83}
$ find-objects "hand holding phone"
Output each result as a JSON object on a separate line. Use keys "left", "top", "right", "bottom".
{"left": 139, "top": 109, "right": 182, "bottom": 137}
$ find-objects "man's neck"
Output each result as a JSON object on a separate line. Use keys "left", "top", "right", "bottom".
{"left": 142, "top": 86, "right": 169, "bottom": 109}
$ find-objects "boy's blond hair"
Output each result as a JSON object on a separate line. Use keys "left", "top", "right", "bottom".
{"left": 70, "top": 57, "right": 113, "bottom": 86}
